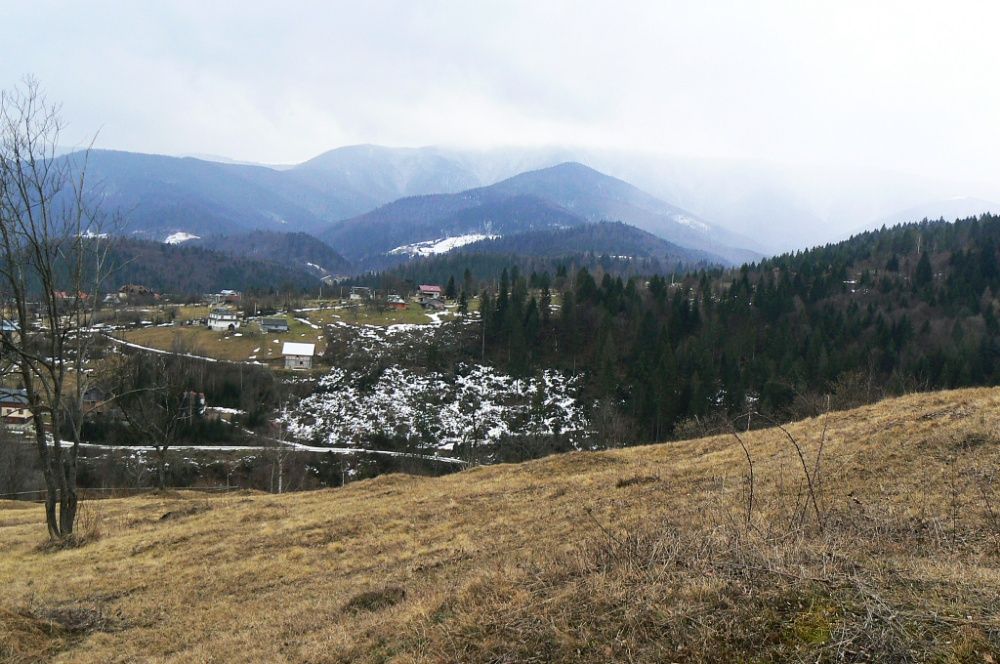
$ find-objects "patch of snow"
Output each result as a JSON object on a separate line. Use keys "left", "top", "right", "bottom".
{"left": 281, "top": 364, "right": 589, "bottom": 454}
{"left": 164, "top": 231, "right": 201, "bottom": 244}
{"left": 673, "top": 215, "right": 710, "bottom": 232}
{"left": 388, "top": 233, "right": 499, "bottom": 257}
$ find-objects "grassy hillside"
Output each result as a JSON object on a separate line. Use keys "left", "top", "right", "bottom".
{"left": 2, "top": 388, "right": 1000, "bottom": 662}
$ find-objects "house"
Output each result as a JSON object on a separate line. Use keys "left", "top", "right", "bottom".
{"left": 118, "top": 284, "right": 159, "bottom": 301}
{"left": 0, "top": 320, "right": 19, "bottom": 340}
{"left": 207, "top": 290, "right": 241, "bottom": 305}
{"left": 349, "top": 286, "right": 372, "bottom": 301}
{"left": 207, "top": 308, "right": 241, "bottom": 332}
{"left": 282, "top": 342, "right": 315, "bottom": 371}
{"left": 386, "top": 294, "right": 408, "bottom": 310}
{"left": 418, "top": 285, "right": 442, "bottom": 300}
{"left": 82, "top": 386, "right": 109, "bottom": 414}
{"left": 0, "top": 387, "right": 31, "bottom": 430}
{"left": 260, "top": 317, "right": 290, "bottom": 333}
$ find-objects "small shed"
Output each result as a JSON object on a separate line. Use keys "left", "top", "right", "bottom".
{"left": 386, "top": 294, "right": 407, "bottom": 310}
{"left": 261, "top": 317, "right": 290, "bottom": 333}
{"left": 282, "top": 342, "right": 315, "bottom": 371}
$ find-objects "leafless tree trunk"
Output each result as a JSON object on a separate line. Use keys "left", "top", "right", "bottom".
{"left": 0, "top": 78, "right": 115, "bottom": 539}
{"left": 115, "top": 350, "right": 199, "bottom": 490}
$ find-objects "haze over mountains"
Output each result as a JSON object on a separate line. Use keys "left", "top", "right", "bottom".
{"left": 63, "top": 143, "right": 1000, "bottom": 283}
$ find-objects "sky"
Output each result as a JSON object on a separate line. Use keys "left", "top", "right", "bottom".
{"left": 4, "top": 1, "right": 1000, "bottom": 182}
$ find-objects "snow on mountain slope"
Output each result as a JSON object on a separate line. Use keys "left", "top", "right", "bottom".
{"left": 164, "top": 231, "right": 201, "bottom": 244}
{"left": 388, "top": 233, "right": 500, "bottom": 256}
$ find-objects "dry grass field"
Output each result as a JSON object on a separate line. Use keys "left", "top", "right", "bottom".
{"left": 121, "top": 321, "right": 327, "bottom": 364}
{"left": 300, "top": 302, "right": 461, "bottom": 327}
{"left": 2, "top": 388, "right": 1000, "bottom": 662}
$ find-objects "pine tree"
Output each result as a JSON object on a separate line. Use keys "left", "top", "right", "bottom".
{"left": 915, "top": 251, "right": 933, "bottom": 288}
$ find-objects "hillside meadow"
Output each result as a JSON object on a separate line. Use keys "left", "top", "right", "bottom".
{"left": 2, "top": 388, "right": 1000, "bottom": 662}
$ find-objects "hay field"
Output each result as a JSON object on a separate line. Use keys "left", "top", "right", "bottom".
{"left": 2, "top": 388, "right": 1000, "bottom": 662}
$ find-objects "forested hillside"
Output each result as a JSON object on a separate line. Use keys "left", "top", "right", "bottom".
{"left": 191, "top": 230, "right": 352, "bottom": 277}
{"left": 107, "top": 238, "right": 321, "bottom": 294}
{"left": 350, "top": 221, "right": 721, "bottom": 289}
{"left": 471, "top": 215, "right": 1000, "bottom": 441}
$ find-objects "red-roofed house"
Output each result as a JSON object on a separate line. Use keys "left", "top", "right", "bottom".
{"left": 418, "top": 284, "right": 442, "bottom": 301}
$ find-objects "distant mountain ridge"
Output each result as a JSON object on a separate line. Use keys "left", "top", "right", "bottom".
{"left": 458, "top": 221, "right": 726, "bottom": 264}
{"left": 61, "top": 146, "right": 764, "bottom": 274}
{"left": 321, "top": 162, "right": 759, "bottom": 268}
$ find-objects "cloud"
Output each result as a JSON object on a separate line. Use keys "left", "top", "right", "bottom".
{"left": 4, "top": 0, "right": 1000, "bottom": 182}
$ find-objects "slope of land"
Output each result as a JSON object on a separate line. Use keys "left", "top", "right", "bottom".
{"left": 190, "top": 230, "right": 352, "bottom": 278}
{"left": 109, "top": 238, "right": 322, "bottom": 293}
{"left": 2, "top": 388, "right": 1000, "bottom": 662}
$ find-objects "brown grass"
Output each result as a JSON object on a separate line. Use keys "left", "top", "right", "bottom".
{"left": 2, "top": 388, "right": 1000, "bottom": 662}
{"left": 122, "top": 321, "right": 326, "bottom": 364}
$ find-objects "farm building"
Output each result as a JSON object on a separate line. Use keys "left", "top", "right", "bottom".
{"left": 260, "top": 317, "right": 290, "bottom": 333}
{"left": 387, "top": 294, "right": 407, "bottom": 310}
{"left": 282, "top": 342, "right": 315, "bottom": 371}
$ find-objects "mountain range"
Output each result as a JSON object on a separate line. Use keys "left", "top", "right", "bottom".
{"left": 320, "top": 162, "right": 757, "bottom": 267}
{"left": 62, "top": 143, "right": 998, "bottom": 282}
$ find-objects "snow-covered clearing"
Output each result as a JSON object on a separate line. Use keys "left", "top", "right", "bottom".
{"left": 164, "top": 231, "right": 201, "bottom": 244}
{"left": 388, "top": 233, "right": 499, "bottom": 257}
{"left": 282, "top": 364, "right": 588, "bottom": 452}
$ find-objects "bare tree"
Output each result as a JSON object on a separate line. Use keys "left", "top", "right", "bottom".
{"left": 0, "top": 78, "right": 115, "bottom": 539}
{"left": 115, "top": 350, "right": 201, "bottom": 490}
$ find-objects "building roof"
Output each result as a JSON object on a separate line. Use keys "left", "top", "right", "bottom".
{"left": 262, "top": 317, "right": 289, "bottom": 325}
{"left": 419, "top": 284, "right": 442, "bottom": 293}
{"left": 282, "top": 342, "right": 315, "bottom": 357}
{"left": 0, "top": 387, "right": 28, "bottom": 405}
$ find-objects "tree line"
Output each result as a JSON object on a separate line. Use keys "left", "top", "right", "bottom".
{"left": 472, "top": 215, "right": 1000, "bottom": 443}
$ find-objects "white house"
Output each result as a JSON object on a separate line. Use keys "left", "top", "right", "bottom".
{"left": 349, "top": 286, "right": 372, "bottom": 301}
{"left": 282, "top": 342, "right": 315, "bottom": 371}
{"left": 207, "top": 308, "right": 241, "bottom": 332}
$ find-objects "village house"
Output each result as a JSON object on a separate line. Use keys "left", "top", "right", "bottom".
{"left": 260, "top": 317, "right": 290, "bottom": 333}
{"left": 418, "top": 284, "right": 442, "bottom": 301}
{"left": 282, "top": 342, "right": 315, "bottom": 371}
{"left": 207, "top": 289, "right": 241, "bottom": 305}
{"left": 349, "top": 286, "right": 372, "bottom": 301}
{"left": 207, "top": 308, "right": 241, "bottom": 332}
{"left": 82, "top": 386, "right": 110, "bottom": 415}
{"left": 386, "top": 293, "right": 408, "bottom": 310}
{"left": 0, "top": 320, "right": 19, "bottom": 341}
{"left": 0, "top": 387, "right": 31, "bottom": 430}
{"left": 118, "top": 284, "right": 159, "bottom": 302}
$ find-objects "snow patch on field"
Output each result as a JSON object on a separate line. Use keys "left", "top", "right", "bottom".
{"left": 282, "top": 364, "right": 588, "bottom": 452}
{"left": 164, "top": 231, "right": 201, "bottom": 244}
{"left": 388, "top": 233, "right": 499, "bottom": 257}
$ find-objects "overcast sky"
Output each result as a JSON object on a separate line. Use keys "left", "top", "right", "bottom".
{"left": 4, "top": 1, "right": 999, "bottom": 181}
